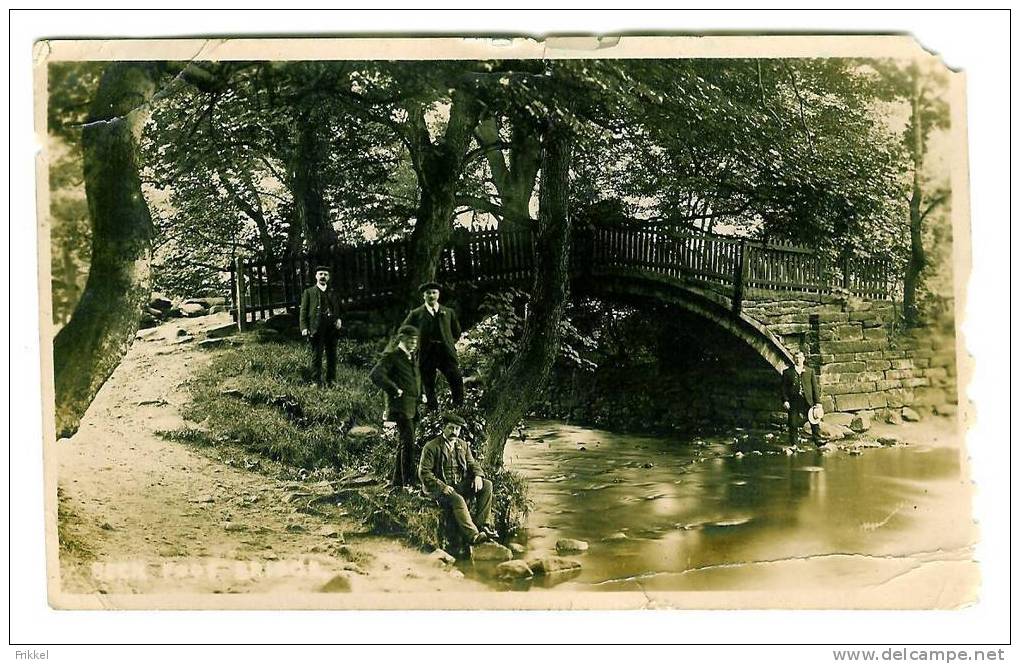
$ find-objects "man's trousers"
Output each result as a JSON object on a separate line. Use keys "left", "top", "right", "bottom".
{"left": 308, "top": 325, "right": 338, "bottom": 384}
{"left": 787, "top": 399, "right": 821, "bottom": 446}
{"left": 438, "top": 478, "right": 493, "bottom": 541}
{"left": 420, "top": 345, "right": 464, "bottom": 410}
{"left": 389, "top": 413, "right": 418, "bottom": 487}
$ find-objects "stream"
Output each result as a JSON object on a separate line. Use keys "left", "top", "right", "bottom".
{"left": 469, "top": 420, "right": 973, "bottom": 593}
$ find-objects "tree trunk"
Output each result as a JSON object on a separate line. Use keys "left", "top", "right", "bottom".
{"left": 476, "top": 115, "right": 541, "bottom": 231}
{"left": 402, "top": 91, "right": 482, "bottom": 305}
{"left": 289, "top": 111, "right": 338, "bottom": 255}
{"left": 52, "top": 63, "right": 157, "bottom": 438}
{"left": 481, "top": 121, "right": 573, "bottom": 468}
{"left": 903, "top": 68, "right": 927, "bottom": 327}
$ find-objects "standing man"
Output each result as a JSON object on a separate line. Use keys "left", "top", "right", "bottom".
{"left": 418, "top": 412, "right": 495, "bottom": 549}
{"left": 402, "top": 282, "right": 464, "bottom": 411}
{"left": 370, "top": 325, "right": 422, "bottom": 487}
{"left": 299, "top": 265, "right": 344, "bottom": 386}
{"left": 782, "top": 349, "right": 822, "bottom": 447}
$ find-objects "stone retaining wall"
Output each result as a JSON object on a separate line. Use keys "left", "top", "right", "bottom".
{"left": 742, "top": 293, "right": 958, "bottom": 422}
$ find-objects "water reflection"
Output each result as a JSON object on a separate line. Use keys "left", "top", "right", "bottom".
{"left": 494, "top": 421, "right": 972, "bottom": 592}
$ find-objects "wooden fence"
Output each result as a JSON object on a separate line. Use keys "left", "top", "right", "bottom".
{"left": 229, "top": 224, "right": 897, "bottom": 324}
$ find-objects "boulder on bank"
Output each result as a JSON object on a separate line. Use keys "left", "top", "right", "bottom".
{"left": 148, "top": 294, "right": 173, "bottom": 311}
{"left": 555, "top": 538, "right": 589, "bottom": 554}
{"left": 850, "top": 412, "right": 872, "bottom": 433}
{"left": 901, "top": 406, "right": 922, "bottom": 422}
{"left": 496, "top": 560, "right": 534, "bottom": 580}
{"left": 470, "top": 541, "right": 513, "bottom": 562}
{"left": 825, "top": 413, "right": 855, "bottom": 428}
{"left": 184, "top": 296, "right": 226, "bottom": 308}
{"left": 428, "top": 549, "right": 456, "bottom": 567}
{"left": 179, "top": 302, "right": 209, "bottom": 317}
{"left": 527, "top": 556, "right": 582, "bottom": 576}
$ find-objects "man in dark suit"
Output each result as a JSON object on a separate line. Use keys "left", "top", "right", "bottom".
{"left": 418, "top": 412, "right": 495, "bottom": 549}
{"left": 299, "top": 265, "right": 344, "bottom": 385}
{"left": 402, "top": 281, "right": 464, "bottom": 411}
{"left": 370, "top": 325, "right": 422, "bottom": 487}
{"left": 782, "top": 349, "right": 822, "bottom": 446}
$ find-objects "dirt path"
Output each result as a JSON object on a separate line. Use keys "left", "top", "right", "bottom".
{"left": 55, "top": 313, "right": 484, "bottom": 599}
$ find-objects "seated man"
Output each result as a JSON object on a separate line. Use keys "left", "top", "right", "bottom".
{"left": 418, "top": 412, "right": 495, "bottom": 548}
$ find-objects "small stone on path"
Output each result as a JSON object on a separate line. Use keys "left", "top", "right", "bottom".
{"left": 319, "top": 573, "right": 353, "bottom": 593}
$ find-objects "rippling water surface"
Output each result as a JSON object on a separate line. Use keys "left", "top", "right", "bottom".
{"left": 484, "top": 420, "right": 973, "bottom": 593}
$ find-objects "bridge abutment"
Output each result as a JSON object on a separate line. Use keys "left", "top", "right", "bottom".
{"left": 742, "top": 294, "right": 958, "bottom": 422}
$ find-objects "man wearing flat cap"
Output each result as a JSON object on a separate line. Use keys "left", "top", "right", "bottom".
{"left": 402, "top": 281, "right": 464, "bottom": 411}
{"left": 370, "top": 325, "right": 423, "bottom": 487}
{"left": 299, "top": 265, "right": 344, "bottom": 385}
{"left": 419, "top": 412, "right": 495, "bottom": 548}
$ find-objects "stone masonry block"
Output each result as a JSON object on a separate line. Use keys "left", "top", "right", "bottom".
{"left": 834, "top": 393, "right": 872, "bottom": 411}
{"left": 821, "top": 361, "right": 866, "bottom": 375}
{"left": 835, "top": 324, "right": 864, "bottom": 341}
{"left": 823, "top": 381, "right": 877, "bottom": 395}
{"left": 820, "top": 339, "right": 885, "bottom": 354}
{"left": 863, "top": 327, "right": 888, "bottom": 340}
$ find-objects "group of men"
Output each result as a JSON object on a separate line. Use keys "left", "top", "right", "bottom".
{"left": 299, "top": 267, "right": 493, "bottom": 546}
{"left": 299, "top": 265, "right": 823, "bottom": 546}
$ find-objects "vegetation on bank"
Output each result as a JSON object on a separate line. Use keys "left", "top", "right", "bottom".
{"left": 161, "top": 325, "right": 529, "bottom": 550}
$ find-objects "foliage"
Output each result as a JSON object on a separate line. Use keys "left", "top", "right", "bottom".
{"left": 459, "top": 289, "right": 597, "bottom": 391}
{"left": 47, "top": 62, "right": 104, "bottom": 324}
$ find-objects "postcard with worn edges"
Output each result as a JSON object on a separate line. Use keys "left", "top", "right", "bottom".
{"left": 37, "top": 35, "right": 974, "bottom": 610}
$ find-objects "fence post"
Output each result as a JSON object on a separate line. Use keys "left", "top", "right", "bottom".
{"left": 732, "top": 239, "right": 748, "bottom": 314}
{"left": 842, "top": 254, "right": 851, "bottom": 293}
{"left": 234, "top": 256, "right": 248, "bottom": 332}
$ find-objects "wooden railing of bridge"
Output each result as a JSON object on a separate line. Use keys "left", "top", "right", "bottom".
{"left": 229, "top": 225, "right": 897, "bottom": 324}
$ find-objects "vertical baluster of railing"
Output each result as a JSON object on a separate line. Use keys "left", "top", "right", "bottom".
{"left": 233, "top": 257, "right": 247, "bottom": 331}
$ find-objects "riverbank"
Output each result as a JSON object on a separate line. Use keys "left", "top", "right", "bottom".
{"left": 54, "top": 313, "right": 486, "bottom": 601}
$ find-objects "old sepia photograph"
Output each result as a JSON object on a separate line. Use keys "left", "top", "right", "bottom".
{"left": 37, "top": 34, "right": 974, "bottom": 611}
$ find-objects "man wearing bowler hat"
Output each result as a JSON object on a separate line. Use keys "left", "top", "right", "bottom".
{"left": 418, "top": 412, "right": 496, "bottom": 548}
{"left": 402, "top": 281, "right": 464, "bottom": 411}
{"left": 370, "top": 325, "right": 422, "bottom": 487}
{"left": 299, "top": 265, "right": 344, "bottom": 385}
{"left": 782, "top": 349, "right": 823, "bottom": 447}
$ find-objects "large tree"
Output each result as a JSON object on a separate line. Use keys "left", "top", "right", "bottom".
{"left": 52, "top": 62, "right": 159, "bottom": 437}
{"left": 481, "top": 117, "right": 573, "bottom": 466}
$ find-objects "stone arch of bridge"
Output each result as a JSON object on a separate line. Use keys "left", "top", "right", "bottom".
{"left": 570, "top": 272, "right": 795, "bottom": 374}
{"left": 455, "top": 270, "right": 795, "bottom": 375}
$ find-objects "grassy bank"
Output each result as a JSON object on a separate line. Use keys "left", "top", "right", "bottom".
{"left": 161, "top": 325, "right": 528, "bottom": 551}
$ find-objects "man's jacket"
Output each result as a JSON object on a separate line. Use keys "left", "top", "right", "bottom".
{"left": 299, "top": 286, "right": 344, "bottom": 335}
{"left": 369, "top": 347, "right": 421, "bottom": 418}
{"left": 402, "top": 304, "right": 462, "bottom": 357}
{"left": 418, "top": 434, "right": 484, "bottom": 496}
{"left": 782, "top": 365, "right": 821, "bottom": 406}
